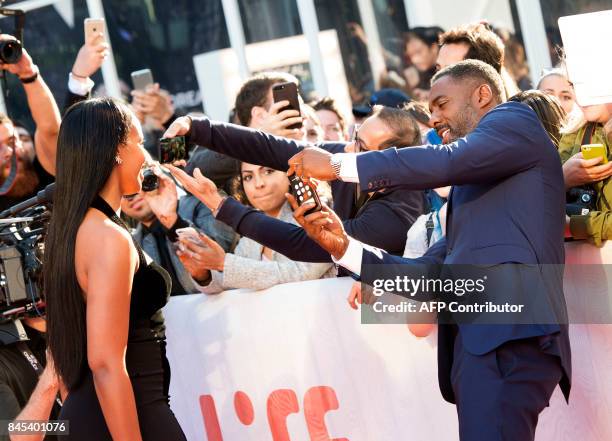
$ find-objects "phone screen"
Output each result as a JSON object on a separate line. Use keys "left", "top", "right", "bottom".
{"left": 159, "top": 136, "right": 187, "bottom": 164}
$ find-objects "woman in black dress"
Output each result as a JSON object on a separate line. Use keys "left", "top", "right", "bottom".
{"left": 44, "top": 98, "right": 186, "bottom": 441}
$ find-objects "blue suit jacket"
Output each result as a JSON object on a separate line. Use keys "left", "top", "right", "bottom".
{"left": 187, "top": 118, "right": 425, "bottom": 261}
{"left": 355, "top": 102, "right": 571, "bottom": 402}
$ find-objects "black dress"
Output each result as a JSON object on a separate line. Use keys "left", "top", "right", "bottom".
{"left": 59, "top": 196, "right": 186, "bottom": 441}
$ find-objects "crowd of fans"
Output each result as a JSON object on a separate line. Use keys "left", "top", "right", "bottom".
{"left": 1, "top": 16, "right": 611, "bottom": 440}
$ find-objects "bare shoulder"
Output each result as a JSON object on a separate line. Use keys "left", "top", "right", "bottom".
{"left": 75, "top": 209, "right": 137, "bottom": 286}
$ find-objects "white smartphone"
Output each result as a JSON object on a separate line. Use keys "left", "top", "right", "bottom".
{"left": 131, "top": 68, "right": 154, "bottom": 91}
{"left": 176, "top": 227, "right": 202, "bottom": 245}
{"left": 84, "top": 18, "right": 106, "bottom": 45}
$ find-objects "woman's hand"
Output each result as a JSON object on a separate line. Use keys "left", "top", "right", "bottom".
{"left": 166, "top": 165, "right": 224, "bottom": 212}
{"left": 563, "top": 151, "right": 612, "bottom": 189}
{"left": 131, "top": 84, "right": 174, "bottom": 125}
{"left": 176, "top": 228, "right": 226, "bottom": 272}
{"left": 143, "top": 169, "right": 179, "bottom": 228}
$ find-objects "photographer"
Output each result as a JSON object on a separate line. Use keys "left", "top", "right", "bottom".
{"left": 0, "top": 34, "right": 61, "bottom": 211}
{"left": 121, "top": 162, "right": 237, "bottom": 295}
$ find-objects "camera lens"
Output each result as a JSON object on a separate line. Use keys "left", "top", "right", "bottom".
{"left": 580, "top": 193, "right": 592, "bottom": 204}
{"left": 142, "top": 169, "right": 159, "bottom": 192}
{"left": 0, "top": 40, "right": 22, "bottom": 64}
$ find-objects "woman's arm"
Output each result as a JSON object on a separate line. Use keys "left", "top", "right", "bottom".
{"left": 80, "top": 224, "right": 142, "bottom": 441}
{"left": 221, "top": 252, "right": 333, "bottom": 291}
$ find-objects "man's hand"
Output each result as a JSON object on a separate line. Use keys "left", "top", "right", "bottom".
{"left": 287, "top": 147, "right": 336, "bottom": 181}
{"left": 0, "top": 34, "right": 36, "bottom": 79}
{"left": 40, "top": 349, "right": 59, "bottom": 392}
{"left": 286, "top": 193, "right": 349, "bottom": 259}
{"left": 563, "top": 151, "right": 612, "bottom": 189}
{"left": 176, "top": 228, "right": 225, "bottom": 272}
{"left": 163, "top": 115, "right": 192, "bottom": 139}
{"left": 131, "top": 84, "right": 175, "bottom": 125}
{"left": 143, "top": 169, "right": 178, "bottom": 229}
{"left": 253, "top": 100, "right": 303, "bottom": 139}
{"left": 165, "top": 165, "right": 223, "bottom": 212}
{"left": 348, "top": 281, "right": 362, "bottom": 309}
{"left": 72, "top": 33, "right": 109, "bottom": 79}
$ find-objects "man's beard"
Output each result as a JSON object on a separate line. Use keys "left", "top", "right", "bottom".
{"left": 1, "top": 157, "right": 40, "bottom": 198}
{"left": 448, "top": 104, "right": 479, "bottom": 142}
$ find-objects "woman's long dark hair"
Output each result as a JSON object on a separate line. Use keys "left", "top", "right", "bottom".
{"left": 44, "top": 98, "right": 132, "bottom": 390}
{"left": 509, "top": 90, "right": 567, "bottom": 147}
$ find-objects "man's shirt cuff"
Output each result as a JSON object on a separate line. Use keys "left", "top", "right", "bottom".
{"left": 332, "top": 153, "right": 360, "bottom": 183}
{"left": 332, "top": 236, "right": 363, "bottom": 275}
{"left": 68, "top": 73, "right": 94, "bottom": 96}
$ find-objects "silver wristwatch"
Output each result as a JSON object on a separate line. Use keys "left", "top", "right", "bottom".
{"left": 330, "top": 155, "right": 343, "bottom": 179}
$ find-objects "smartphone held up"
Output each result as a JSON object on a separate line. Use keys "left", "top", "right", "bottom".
{"left": 272, "top": 82, "right": 302, "bottom": 129}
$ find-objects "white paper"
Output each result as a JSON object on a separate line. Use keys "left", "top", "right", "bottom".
{"left": 558, "top": 10, "right": 612, "bottom": 106}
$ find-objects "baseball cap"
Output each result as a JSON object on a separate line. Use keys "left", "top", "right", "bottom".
{"left": 352, "top": 88, "right": 411, "bottom": 118}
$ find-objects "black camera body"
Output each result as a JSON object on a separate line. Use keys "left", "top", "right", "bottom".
{"left": 0, "top": 206, "right": 48, "bottom": 325}
{"left": 566, "top": 186, "right": 597, "bottom": 216}
{"left": 0, "top": 3, "right": 25, "bottom": 65}
{"left": 142, "top": 167, "right": 159, "bottom": 192}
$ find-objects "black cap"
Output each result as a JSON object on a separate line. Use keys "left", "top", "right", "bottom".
{"left": 352, "top": 88, "right": 411, "bottom": 118}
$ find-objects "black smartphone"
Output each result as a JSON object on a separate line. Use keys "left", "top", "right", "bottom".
{"left": 289, "top": 174, "right": 322, "bottom": 215}
{"left": 272, "top": 82, "right": 302, "bottom": 129}
{"left": 158, "top": 136, "right": 187, "bottom": 164}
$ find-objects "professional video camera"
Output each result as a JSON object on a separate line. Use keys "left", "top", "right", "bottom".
{"left": 0, "top": 183, "right": 53, "bottom": 328}
{"left": 0, "top": 1, "right": 25, "bottom": 64}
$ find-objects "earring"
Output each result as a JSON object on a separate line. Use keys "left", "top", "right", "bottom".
{"left": 115, "top": 155, "right": 123, "bottom": 165}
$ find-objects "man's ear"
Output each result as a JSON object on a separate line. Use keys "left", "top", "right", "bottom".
{"left": 250, "top": 106, "right": 267, "bottom": 127}
{"left": 476, "top": 84, "right": 494, "bottom": 109}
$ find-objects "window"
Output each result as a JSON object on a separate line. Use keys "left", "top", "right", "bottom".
{"left": 102, "top": 0, "right": 230, "bottom": 111}
{"left": 237, "top": 0, "right": 302, "bottom": 43}
{"left": 539, "top": 0, "right": 612, "bottom": 66}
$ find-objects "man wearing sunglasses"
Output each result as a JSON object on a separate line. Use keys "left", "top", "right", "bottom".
{"left": 0, "top": 35, "right": 61, "bottom": 212}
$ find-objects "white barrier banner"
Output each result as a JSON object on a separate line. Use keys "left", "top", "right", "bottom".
{"left": 164, "top": 241, "right": 612, "bottom": 441}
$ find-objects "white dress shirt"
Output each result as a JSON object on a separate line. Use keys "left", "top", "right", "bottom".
{"left": 329, "top": 153, "right": 367, "bottom": 274}
{"left": 68, "top": 73, "right": 95, "bottom": 96}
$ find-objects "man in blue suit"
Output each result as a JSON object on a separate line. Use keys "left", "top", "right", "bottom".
{"left": 287, "top": 60, "right": 571, "bottom": 441}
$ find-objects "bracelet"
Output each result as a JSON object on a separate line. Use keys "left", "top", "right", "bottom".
{"left": 70, "top": 71, "right": 89, "bottom": 80}
{"left": 20, "top": 67, "right": 39, "bottom": 84}
{"left": 330, "top": 155, "right": 343, "bottom": 179}
{"left": 212, "top": 196, "right": 228, "bottom": 218}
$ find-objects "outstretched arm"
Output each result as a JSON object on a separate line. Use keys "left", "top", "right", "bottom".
{"left": 0, "top": 36, "right": 61, "bottom": 175}
{"left": 163, "top": 116, "right": 347, "bottom": 172}
{"left": 287, "top": 102, "right": 555, "bottom": 192}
